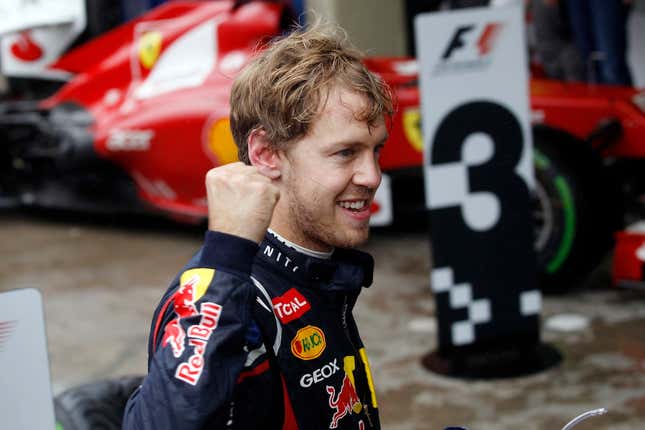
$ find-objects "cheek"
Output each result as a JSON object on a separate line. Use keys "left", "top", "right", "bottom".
{"left": 299, "top": 170, "right": 350, "bottom": 197}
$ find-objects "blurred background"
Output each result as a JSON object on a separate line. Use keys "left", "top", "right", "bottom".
{"left": 1, "top": 1, "right": 645, "bottom": 429}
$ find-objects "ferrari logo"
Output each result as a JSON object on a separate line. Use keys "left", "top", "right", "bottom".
{"left": 402, "top": 108, "right": 423, "bottom": 153}
{"left": 138, "top": 31, "right": 162, "bottom": 69}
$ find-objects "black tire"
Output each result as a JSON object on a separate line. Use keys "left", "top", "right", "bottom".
{"left": 54, "top": 376, "right": 143, "bottom": 430}
{"left": 532, "top": 126, "right": 617, "bottom": 293}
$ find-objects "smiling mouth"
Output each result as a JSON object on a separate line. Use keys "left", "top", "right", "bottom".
{"left": 337, "top": 200, "right": 369, "bottom": 211}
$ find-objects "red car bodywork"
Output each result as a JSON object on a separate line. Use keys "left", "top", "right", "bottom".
{"left": 40, "top": 1, "right": 286, "bottom": 218}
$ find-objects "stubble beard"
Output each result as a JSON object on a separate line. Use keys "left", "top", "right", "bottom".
{"left": 286, "top": 180, "right": 370, "bottom": 250}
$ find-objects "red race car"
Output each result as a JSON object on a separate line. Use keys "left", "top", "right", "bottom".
{"left": 1, "top": 0, "right": 645, "bottom": 292}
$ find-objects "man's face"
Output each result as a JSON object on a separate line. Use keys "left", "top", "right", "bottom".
{"left": 273, "top": 85, "right": 388, "bottom": 251}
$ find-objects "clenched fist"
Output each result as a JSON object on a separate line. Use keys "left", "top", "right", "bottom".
{"left": 206, "top": 162, "right": 280, "bottom": 244}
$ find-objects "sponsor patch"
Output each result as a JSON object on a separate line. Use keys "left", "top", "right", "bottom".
{"left": 179, "top": 268, "right": 214, "bottom": 302}
{"left": 175, "top": 302, "right": 222, "bottom": 385}
{"left": 290, "top": 325, "right": 326, "bottom": 360}
{"left": 272, "top": 288, "right": 311, "bottom": 324}
{"left": 326, "top": 356, "right": 362, "bottom": 429}
{"left": 299, "top": 358, "right": 339, "bottom": 388}
{"left": 161, "top": 268, "right": 215, "bottom": 358}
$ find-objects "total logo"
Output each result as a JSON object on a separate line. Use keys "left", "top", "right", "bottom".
{"left": 290, "top": 325, "right": 326, "bottom": 360}
{"left": 433, "top": 21, "right": 504, "bottom": 76}
{"left": 272, "top": 288, "right": 311, "bottom": 324}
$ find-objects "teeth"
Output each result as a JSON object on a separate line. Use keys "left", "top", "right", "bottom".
{"left": 338, "top": 200, "right": 366, "bottom": 210}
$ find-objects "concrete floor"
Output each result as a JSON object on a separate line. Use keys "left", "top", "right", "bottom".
{"left": 1, "top": 210, "right": 645, "bottom": 429}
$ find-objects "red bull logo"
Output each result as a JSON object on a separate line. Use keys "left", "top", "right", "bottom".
{"left": 327, "top": 374, "right": 361, "bottom": 429}
{"left": 161, "top": 268, "right": 214, "bottom": 358}
{"left": 326, "top": 356, "right": 363, "bottom": 429}
{"left": 175, "top": 301, "right": 222, "bottom": 385}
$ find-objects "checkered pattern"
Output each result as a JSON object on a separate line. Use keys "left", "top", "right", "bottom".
{"left": 431, "top": 267, "right": 491, "bottom": 345}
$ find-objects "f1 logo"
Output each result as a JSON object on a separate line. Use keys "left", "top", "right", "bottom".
{"left": 441, "top": 25, "right": 474, "bottom": 60}
{"left": 441, "top": 22, "right": 503, "bottom": 61}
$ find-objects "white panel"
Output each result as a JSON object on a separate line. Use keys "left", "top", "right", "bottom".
{"left": 519, "top": 290, "right": 541, "bottom": 315}
{"left": 0, "top": 289, "right": 55, "bottom": 430}
{"left": 0, "top": 0, "right": 84, "bottom": 35}
{"left": 469, "top": 299, "right": 491, "bottom": 323}
{"left": 449, "top": 283, "right": 472, "bottom": 308}
{"left": 426, "top": 163, "right": 467, "bottom": 209}
{"left": 431, "top": 267, "right": 454, "bottom": 293}
{"left": 462, "top": 191, "right": 500, "bottom": 231}
{"left": 1, "top": 0, "right": 85, "bottom": 79}
{"left": 452, "top": 321, "right": 474, "bottom": 345}
{"left": 417, "top": 4, "right": 534, "bottom": 203}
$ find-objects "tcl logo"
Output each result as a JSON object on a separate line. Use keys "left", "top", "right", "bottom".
{"left": 299, "top": 358, "right": 340, "bottom": 388}
{"left": 434, "top": 22, "right": 504, "bottom": 75}
{"left": 272, "top": 288, "right": 310, "bottom": 324}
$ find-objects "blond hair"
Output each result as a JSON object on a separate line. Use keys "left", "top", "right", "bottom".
{"left": 230, "top": 21, "right": 394, "bottom": 164}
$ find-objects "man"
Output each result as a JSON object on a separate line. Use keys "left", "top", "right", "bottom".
{"left": 123, "top": 21, "right": 393, "bottom": 430}
{"left": 529, "top": 0, "right": 586, "bottom": 82}
{"left": 558, "top": 0, "right": 633, "bottom": 85}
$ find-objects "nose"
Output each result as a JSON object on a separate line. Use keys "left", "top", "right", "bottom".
{"left": 353, "top": 153, "right": 381, "bottom": 190}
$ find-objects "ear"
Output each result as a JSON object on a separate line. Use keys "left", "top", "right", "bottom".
{"left": 247, "top": 128, "right": 282, "bottom": 179}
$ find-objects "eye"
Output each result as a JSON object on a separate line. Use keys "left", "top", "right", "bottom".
{"left": 374, "top": 144, "right": 384, "bottom": 158}
{"left": 335, "top": 148, "right": 355, "bottom": 158}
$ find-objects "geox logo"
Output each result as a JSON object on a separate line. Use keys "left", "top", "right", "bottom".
{"left": 434, "top": 22, "right": 504, "bottom": 76}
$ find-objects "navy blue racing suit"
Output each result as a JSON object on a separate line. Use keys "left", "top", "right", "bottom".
{"left": 123, "top": 230, "right": 380, "bottom": 429}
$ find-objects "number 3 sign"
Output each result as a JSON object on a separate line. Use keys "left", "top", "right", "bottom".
{"left": 415, "top": 5, "right": 543, "bottom": 375}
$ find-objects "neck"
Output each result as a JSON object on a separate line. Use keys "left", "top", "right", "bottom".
{"left": 268, "top": 222, "right": 334, "bottom": 258}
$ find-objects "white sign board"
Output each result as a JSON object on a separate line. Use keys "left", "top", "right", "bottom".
{"left": 417, "top": 4, "right": 533, "bottom": 216}
{"left": 416, "top": 5, "right": 540, "bottom": 354}
{"left": 0, "top": 289, "right": 55, "bottom": 430}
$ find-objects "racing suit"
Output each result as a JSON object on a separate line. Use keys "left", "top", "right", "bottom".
{"left": 123, "top": 230, "right": 380, "bottom": 429}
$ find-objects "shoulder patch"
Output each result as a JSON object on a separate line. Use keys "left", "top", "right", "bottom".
{"left": 179, "top": 268, "right": 215, "bottom": 303}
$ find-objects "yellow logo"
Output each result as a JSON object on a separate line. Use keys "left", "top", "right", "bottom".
{"left": 402, "top": 108, "right": 423, "bottom": 153}
{"left": 206, "top": 118, "right": 239, "bottom": 165}
{"left": 138, "top": 31, "right": 162, "bottom": 69}
{"left": 291, "top": 325, "right": 326, "bottom": 360}
{"left": 179, "top": 268, "right": 215, "bottom": 302}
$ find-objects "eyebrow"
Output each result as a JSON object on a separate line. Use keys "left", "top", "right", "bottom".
{"left": 323, "top": 132, "right": 389, "bottom": 151}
